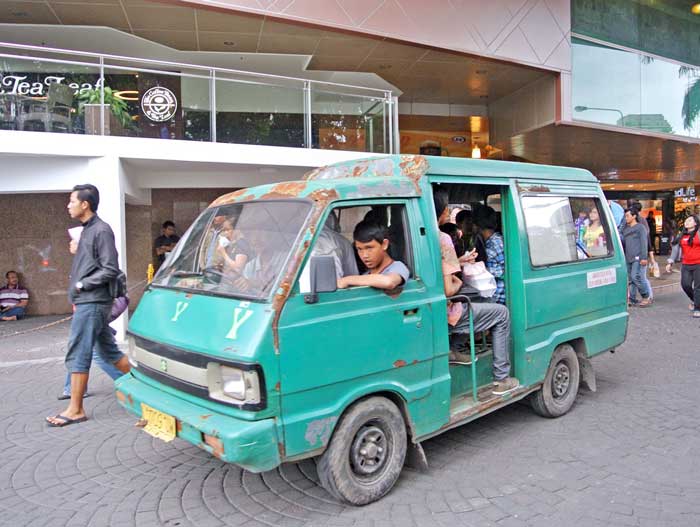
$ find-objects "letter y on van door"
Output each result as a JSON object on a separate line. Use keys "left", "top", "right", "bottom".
{"left": 225, "top": 302, "right": 253, "bottom": 340}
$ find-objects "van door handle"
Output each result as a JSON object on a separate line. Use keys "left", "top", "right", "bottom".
{"left": 403, "top": 308, "right": 419, "bottom": 317}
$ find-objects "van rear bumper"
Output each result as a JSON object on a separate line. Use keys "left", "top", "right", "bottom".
{"left": 114, "top": 373, "right": 281, "bottom": 473}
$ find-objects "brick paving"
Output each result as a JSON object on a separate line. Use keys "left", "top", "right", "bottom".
{"left": 1, "top": 290, "right": 699, "bottom": 527}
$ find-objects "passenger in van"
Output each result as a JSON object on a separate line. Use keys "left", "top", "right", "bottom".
{"left": 583, "top": 206, "right": 607, "bottom": 257}
{"left": 215, "top": 218, "right": 254, "bottom": 276}
{"left": 440, "top": 222, "right": 466, "bottom": 258}
{"left": 336, "top": 220, "right": 409, "bottom": 292}
{"left": 434, "top": 188, "right": 518, "bottom": 395}
{"left": 477, "top": 209, "right": 506, "bottom": 305}
{"left": 311, "top": 211, "right": 359, "bottom": 279}
{"left": 456, "top": 208, "right": 487, "bottom": 263}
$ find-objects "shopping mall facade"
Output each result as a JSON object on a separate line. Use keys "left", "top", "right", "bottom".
{"left": 1, "top": 0, "right": 699, "bottom": 325}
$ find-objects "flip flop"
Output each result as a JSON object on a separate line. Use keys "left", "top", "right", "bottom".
{"left": 46, "top": 414, "right": 88, "bottom": 427}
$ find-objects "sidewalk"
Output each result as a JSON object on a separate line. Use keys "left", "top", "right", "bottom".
{"left": 649, "top": 270, "right": 682, "bottom": 296}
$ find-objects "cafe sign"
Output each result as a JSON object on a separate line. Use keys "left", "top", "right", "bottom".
{"left": 675, "top": 186, "right": 697, "bottom": 203}
{"left": 0, "top": 74, "right": 104, "bottom": 96}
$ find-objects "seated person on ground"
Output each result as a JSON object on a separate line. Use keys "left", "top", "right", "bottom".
{"left": 311, "top": 211, "right": 359, "bottom": 279}
{"left": 0, "top": 271, "right": 29, "bottom": 321}
{"left": 433, "top": 186, "right": 518, "bottom": 395}
{"left": 336, "top": 220, "right": 409, "bottom": 292}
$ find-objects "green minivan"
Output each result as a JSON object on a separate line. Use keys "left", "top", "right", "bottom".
{"left": 115, "top": 155, "right": 628, "bottom": 505}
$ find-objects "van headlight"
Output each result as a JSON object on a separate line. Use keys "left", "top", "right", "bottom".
{"left": 127, "top": 336, "right": 138, "bottom": 367}
{"left": 207, "top": 364, "right": 261, "bottom": 405}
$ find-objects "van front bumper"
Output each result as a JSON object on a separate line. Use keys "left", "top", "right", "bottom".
{"left": 114, "top": 373, "right": 281, "bottom": 473}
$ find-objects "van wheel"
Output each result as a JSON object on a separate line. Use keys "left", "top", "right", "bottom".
{"left": 317, "top": 397, "right": 407, "bottom": 505}
{"left": 531, "top": 344, "right": 580, "bottom": 418}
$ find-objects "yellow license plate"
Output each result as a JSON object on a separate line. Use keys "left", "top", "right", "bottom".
{"left": 141, "top": 403, "right": 176, "bottom": 442}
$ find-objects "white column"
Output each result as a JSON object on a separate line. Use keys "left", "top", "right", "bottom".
{"left": 86, "top": 155, "right": 128, "bottom": 342}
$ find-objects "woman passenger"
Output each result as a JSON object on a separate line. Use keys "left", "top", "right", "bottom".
{"left": 215, "top": 219, "right": 254, "bottom": 276}
{"left": 583, "top": 206, "right": 607, "bottom": 257}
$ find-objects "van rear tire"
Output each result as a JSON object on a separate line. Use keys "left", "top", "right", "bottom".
{"left": 317, "top": 397, "right": 407, "bottom": 505}
{"left": 531, "top": 344, "right": 580, "bottom": 418}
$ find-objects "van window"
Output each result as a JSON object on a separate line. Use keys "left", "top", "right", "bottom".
{"left": 522, "top": 196, "right": 611, "bottom": 266}
{"left": 153, "top": 200, "right": 312, "bottom": 299}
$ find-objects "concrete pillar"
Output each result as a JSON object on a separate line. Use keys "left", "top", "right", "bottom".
{"left": 86, "top": 155, "right": 128, "bottom": 342}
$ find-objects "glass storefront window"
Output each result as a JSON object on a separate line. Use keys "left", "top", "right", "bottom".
{"left": 573, "top": 37, "right": 700, "bottom": 139}
{"left": 0, "top": 44, "right": 394, "bottom": 153}
{"left": 311, "top": 89, "right": 387, "bottom": 153}
{"left": 0, "top": 56, "right": 101, "bottom": 134}
{"left": 215, "top": 75, "right": 305, "bottom": 148}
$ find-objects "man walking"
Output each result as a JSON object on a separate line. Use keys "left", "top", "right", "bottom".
{"left": 622, "top": 208, "right": 652, "bottom": 308}
{"left": 46, "top": 184, "right": 131, "bottom": 427}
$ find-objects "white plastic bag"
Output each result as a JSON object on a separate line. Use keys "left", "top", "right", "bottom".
{"left": 651, "top": 261, "right": 660, "bottom": 278}
{"left": 462, "top": 261, "right": 497, "bottom": 298}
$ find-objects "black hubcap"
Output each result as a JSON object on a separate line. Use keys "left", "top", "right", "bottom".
{"left": 350, "top": 424, "right": 388, "bottom": 477}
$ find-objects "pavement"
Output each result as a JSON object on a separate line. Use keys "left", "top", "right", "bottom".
{"left": 1, "top": 285, "right": 700, "bottom": 527}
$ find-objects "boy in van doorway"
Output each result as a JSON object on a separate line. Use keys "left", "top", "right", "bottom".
{"left": 336, "top": 220, "right": 409, "bottom": 292}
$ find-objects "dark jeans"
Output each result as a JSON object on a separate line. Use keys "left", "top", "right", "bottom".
{"left": 449, "top": 302, "right": 511, "bottom": 381}
{"left": 65, "top": 303, "right": 124, "bottom": 374}
{"left": 0, "top": 306, "right": 25, "bottom": 319}
{"left": 681, "top": 264, "right": 700, "bottom": 311}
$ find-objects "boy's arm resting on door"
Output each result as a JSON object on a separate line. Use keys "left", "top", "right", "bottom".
{"left": 338, "top": 272, "right": 404, "bottom": 290}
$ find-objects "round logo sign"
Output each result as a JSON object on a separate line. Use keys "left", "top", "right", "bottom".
{"left": 141, "top": 86, "right": 177, "bottom": 122}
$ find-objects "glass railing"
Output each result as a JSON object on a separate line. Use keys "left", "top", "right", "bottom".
{"left": 572, "top": 36, "right": 700, "bottom": 140}
{"left": 0, "top": 42, "right": 395, "bottom": 153}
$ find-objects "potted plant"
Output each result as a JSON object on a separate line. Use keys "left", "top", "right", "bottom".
{"left": 77, "top": 86, "right": 135, "bottom": 135}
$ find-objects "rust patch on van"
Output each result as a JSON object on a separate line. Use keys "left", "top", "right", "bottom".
{"left": 308, "top": 188, "right": 340, "bottom": 203}
{"left": 274, "top": 382, "right": 280, "bottom": 392}
{"left": 115, "top": 391, "right": 126, "bottom": 403}
{"left": 278, "top": 441, "right": 285, "bottom": 458}
{"left": 304, "top": 416, "right": 338, "bottom": 447}
{"left": 393, "top": 359, "right": 407, "bottom": 368}
{"left": 127, "top": 394, "right": 134, "bottom": 406}
{"left": 518, "top": 183, "right": 551, "bottom": 193}
{"left": 200, "top": 414, "right": 212, "bottom": 420}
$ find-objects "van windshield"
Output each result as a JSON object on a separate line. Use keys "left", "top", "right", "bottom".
{"left": 152, "top": 199, "right": 312, "bottom": 300}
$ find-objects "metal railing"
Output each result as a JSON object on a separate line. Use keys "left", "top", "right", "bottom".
{"left": 0, "top": 41, "right": 396, "bottom": 153}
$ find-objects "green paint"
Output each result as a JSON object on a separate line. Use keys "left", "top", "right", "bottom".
{"left": 116, "top": 155, "right": 628, "bottom": 474}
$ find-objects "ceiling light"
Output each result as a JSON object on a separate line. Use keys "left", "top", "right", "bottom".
{"left": 692, "top": 3, "right": 700, "bottom": 14}
{"left": 471, "top": 145, "right": 481, "bottom": 159}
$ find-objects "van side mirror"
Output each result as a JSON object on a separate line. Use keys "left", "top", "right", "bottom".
{"left": 304, "top": 256, "right": 337, "bottom": 304}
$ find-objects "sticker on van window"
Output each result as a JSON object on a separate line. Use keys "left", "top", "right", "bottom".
{"left": 587, "top": 268, "right": 616, "bottom": 289}
{"left": 225, "top": 302, "right": 254, "bottom": 340}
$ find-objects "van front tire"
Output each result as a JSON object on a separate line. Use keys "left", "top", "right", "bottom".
{"left": 317, "top": 397, "right": 407, "bottom": 505}
{"left": 531, "top": 344, "right": 580, "bottom": 418}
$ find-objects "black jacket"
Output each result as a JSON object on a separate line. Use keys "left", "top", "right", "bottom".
{"left": 69, "top": 214, "right": 120, "bottom": 304}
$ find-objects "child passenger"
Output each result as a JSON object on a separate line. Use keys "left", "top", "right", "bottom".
{"left": 336, "top": 220, "right": 409, "bottom": 292}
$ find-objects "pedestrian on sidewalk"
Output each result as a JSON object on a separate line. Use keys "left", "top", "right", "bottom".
{"left": 623, "top": 208, "right": 652, "bottom": 307}
{"left": 666, "top": 215, "right": 700, "bottom": 318}
{"left": 46, "top": 184, "right": 131, "bottom": 427}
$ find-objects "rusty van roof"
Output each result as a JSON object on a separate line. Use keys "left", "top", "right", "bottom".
{"left": 210, "top": 154, "right": 597, "bottom": 207}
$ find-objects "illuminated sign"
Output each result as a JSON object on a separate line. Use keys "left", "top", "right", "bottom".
{"left": 0, "top": 74, "right": 104, "bottom": 96}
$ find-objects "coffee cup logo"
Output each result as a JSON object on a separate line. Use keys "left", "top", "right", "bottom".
{"left": 141, "top": 86, "right": 177, "bottom": 122}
